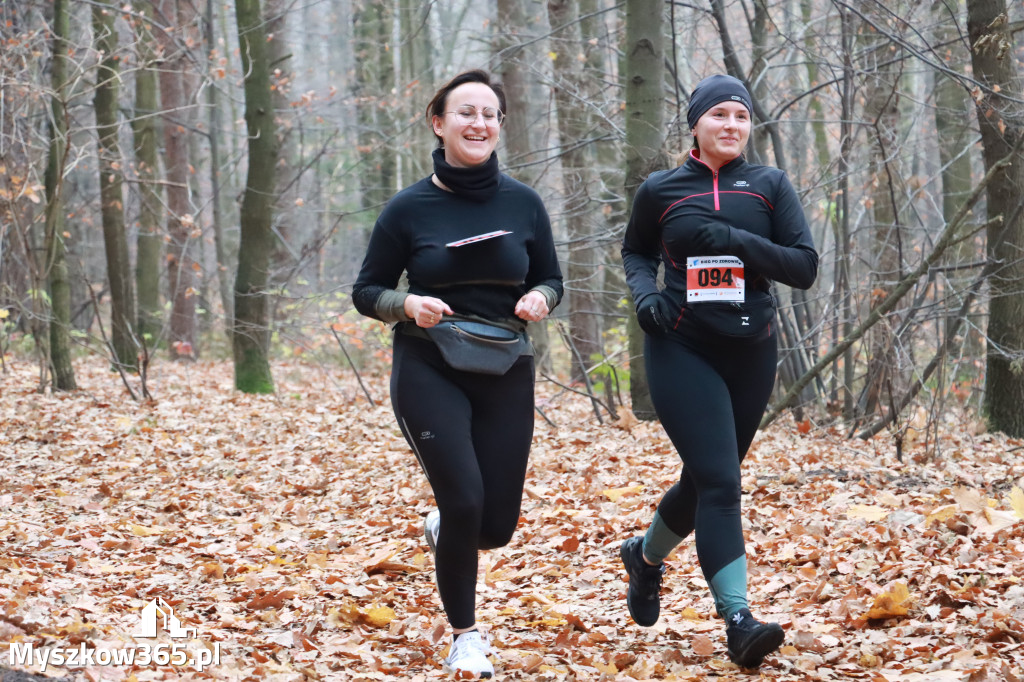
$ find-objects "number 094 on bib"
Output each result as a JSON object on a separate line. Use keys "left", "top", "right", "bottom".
{"left": 686, "top": 256, "right": 745, "bottom": 303}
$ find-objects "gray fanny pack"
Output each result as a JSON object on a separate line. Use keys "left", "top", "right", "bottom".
{"left": 424, "top": 320, "right": 530, "bottom": 375}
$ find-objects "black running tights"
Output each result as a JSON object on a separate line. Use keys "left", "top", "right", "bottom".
{"left": 391, "top": 332, "right": 535, "bottom": 629}
{"left": 645, "top": 330, "right": 777, "bottom": 582}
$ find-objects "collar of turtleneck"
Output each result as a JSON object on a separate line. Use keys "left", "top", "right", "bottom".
{"left": 431, "top": 147, "right": 500, "bottom": 202}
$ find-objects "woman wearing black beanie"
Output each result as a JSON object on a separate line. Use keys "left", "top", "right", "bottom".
{"left": 352, "top": 70, "right": 563, "bottom": 678}
{"left": 618, "top": 74, "right": 818, "bottom": 669}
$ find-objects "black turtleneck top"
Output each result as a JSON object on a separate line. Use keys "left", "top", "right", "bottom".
{"left": 353, "top": 174, "right": 563, "bottom": 324}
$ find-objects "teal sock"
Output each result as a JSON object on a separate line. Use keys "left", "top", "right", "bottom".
{"left": 708, "top": 555, "right": 748, "bottom": 621}
{"left": 641, "top": 510, "right": 685, "bottom": 564}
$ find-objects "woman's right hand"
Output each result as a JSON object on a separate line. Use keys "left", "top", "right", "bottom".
{"left": 405, "top": 295, "right": 454, "bottom": 328}
{"left": 636, "top": 293, "right": 675, "bottom": 337}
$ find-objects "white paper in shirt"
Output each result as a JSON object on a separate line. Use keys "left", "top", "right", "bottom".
{"left": 445, "top": 230, "right": 512, "bottom": 248}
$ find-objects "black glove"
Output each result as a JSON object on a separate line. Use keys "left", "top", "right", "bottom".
{"left": 692, "top": 223, "right": 732, "bottom": 254}
{"left": 635, "top": 293, "right": 675, "bottom": 337}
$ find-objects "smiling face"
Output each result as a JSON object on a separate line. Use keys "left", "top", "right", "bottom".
{"left": 431, "top": 82, "right": 502, "bottom": 168}
{"left": 692, "top": 100, "right": 751, "bottom": 169}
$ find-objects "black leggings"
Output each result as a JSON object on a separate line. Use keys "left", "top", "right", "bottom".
{"left": 391, "top": 331, "right": 535, "bottom": 629}
{"left": 645, "top": 328, "right": 777, "bottom": 582}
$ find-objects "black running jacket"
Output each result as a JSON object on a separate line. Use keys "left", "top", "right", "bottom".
{"left": 621, "top": 151, "right": 818, "bottom": 325}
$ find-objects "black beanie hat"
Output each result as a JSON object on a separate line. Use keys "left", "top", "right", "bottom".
{"left": 686, "top": 74, "right": 752, "bottom": 131}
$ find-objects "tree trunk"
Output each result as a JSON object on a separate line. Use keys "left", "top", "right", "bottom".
{"left": 794, "top": 0, "right": 835, "bottom": 412}
{"left": 548, "top": 0, "right": 602, "bottom": 383}
{"left": 354, "top": 0, "right": 396, "bottom": 212}
{"left": 837, "top": 6, "right": 856, "bottom": 419}
{"left": 624, "top": 0, "right": 667, "bottom": 420}
{"left": 747, "top": 0, "right": 770, "bottom": 164}
{"left": 968, "top": 0, "right": 1024, "bottom": 436}
{"left": 157, "top": 0, "right": 197, "bottom": 360}
{"left": 932, "top": 0, "right": 981, "bottom": 416}
{"left": 494, "top": 0, "right": 541, "bottom": 179}
{"left": 933, "top": 1, "right": 976, "bottom": 228}
{"left": 93, "top": 0, "right": 137, "bottom": 372}
{"left": 399, "top": 0, "right": 433, "bottom": 183}
{"left": 580, "top": 0, "right": 624, "bottom": 351}
{"left": 205, "top": 0, "right": 233, "bottom": 326}
{"left": 708, "top": 0, "right": 785, "bottom": 169}
{"left": 132, "top": 0, "right": 163, "bottom": 349}
{"left": 233, "top": 0, "right": 279, "bottom": 394}
{"left": 265, "top": 0, "right": 297, "bottom": 290}
{"left": 44, "top": 0, "right": 76, "bottom": 391}
{"left": 859, "top": 8, "right": 903, "bottom": 420}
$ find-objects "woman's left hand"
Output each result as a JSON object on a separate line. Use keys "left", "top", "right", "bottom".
{"left": 515, "top": 291, "right": 549, "bottom": 322}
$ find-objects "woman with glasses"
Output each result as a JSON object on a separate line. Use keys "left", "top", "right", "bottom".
{"left": 352, "top": 69, "right": 562, "bottom": 679}
{"left": 618, "top": 74, "right": 818, "bottom": 669}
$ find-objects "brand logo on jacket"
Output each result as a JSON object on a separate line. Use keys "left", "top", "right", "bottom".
{"left": 734, "top": 180, "right": 749, "bottom": 188}
{"left": 741, "top": 316, "right": 750, "bottom": 326}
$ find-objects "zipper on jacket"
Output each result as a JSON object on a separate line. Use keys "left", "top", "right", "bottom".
{"left": 688, "top": 150, "right": 723, "bottom": 210}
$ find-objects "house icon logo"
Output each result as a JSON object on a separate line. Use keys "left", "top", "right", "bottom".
{"left": 136, "top": 598, "right": 197, "bottom": 638}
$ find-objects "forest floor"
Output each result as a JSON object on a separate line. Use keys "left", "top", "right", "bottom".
{"left": 1, "top": 355, "right": 1023, "bottom": 681}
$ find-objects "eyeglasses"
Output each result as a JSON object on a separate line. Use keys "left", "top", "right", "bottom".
{"left": 445, "top": 106, "right": 505, "bottom": 125}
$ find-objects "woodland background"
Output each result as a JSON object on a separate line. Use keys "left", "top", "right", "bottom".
{"left": 2, "top": 0, "right": 1024, "bottom": 679}
{"left": 1, "top": 0, "right": 1023, "bottom": 437}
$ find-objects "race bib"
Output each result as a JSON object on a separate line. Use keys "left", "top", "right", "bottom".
{"left": 686, "top": 256, "right": 745, "bottom": 302}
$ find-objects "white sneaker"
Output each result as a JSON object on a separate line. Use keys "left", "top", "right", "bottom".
{"left": 444, "top": 630, "right": 493, "bottom": 679}
{"left": 424, "top": 509, "right": 440, "bottom": 555}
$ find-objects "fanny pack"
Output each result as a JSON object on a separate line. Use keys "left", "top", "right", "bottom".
{"left": 684, "top": 297, "right": 775, "bottom": 339}
{"left": 421, "top": 320, "right": 530, "bottom": 375}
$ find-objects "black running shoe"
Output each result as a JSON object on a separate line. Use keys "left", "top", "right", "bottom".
{"left": 726, "top": 608, "right": 784, "bottom": 668}
{"left": 619, "top": 536, "right": 666, "bottom": 626}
